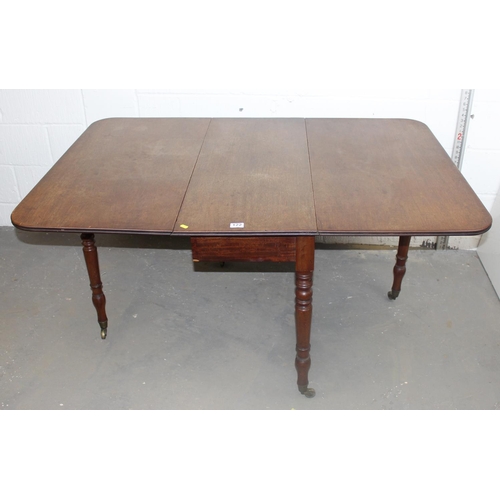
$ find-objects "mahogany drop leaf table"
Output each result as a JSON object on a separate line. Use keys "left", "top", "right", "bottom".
{"left": 11, "top": 118, "right": 492, "bottom": 397}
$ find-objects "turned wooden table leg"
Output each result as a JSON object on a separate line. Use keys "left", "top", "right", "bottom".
{"left": 388, "top": 235, "right": 411, "bottom": 300}
{"left": 81, "top": 233, "right": 108, "bottom": 339}
{"left": 295, "top": 236, "right": 315, "bottom": 398}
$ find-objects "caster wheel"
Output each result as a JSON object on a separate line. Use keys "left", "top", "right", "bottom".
{"left": 298, "top": 385, "right": 316, "bottom": 398}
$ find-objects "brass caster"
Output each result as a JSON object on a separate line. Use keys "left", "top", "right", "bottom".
{"left": 99, "top": 321, "right": 108, "bottom": 340}
{"left": 388, "top": 290, "right": 400, "bottom": 300}
{"left": 298, "top": 385, "right": 316, "bottom": 398}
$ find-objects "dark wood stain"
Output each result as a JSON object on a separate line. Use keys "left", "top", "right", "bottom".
{"left": 191, "top": 236, "right": 296, "bottom": 262}
{"left": 12, "top": 117, "right": 491, "bottom": 238}
{"left": 306, "top": 118, "right": 492, "bottom": 236}
{"left": 11, "top": 118, "right": 210, "bottom": 233}
{"left": 10, "top": 117, "right": 493, "bottom": 397}
{"left": 174, "top": 118, "right": 317, "bottom": 235}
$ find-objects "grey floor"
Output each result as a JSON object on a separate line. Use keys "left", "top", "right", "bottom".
{"left": 1, "top": 227, "right": 499, "bottom": 410}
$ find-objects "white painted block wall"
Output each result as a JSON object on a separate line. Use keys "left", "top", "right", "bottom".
{"left": 1, "top": 89, "right": 498, "bottom": 249}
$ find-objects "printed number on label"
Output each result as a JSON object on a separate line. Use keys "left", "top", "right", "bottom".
{"left": 230, "top": 222, "right": 244, "bottom": 228}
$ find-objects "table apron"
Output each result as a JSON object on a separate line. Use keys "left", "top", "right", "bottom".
{"left": 191, "top": 236, "right": 297, "bottom": 263}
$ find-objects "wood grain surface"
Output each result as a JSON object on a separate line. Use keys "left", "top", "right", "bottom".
{"left": 306, "top": 118, "right": 492, "bottom": 235}
{"left": 11, "top": 118, "right": 210, "bottom": 233}
{"left": 191, "top": 236, "right": 297, "bottom": 262}
{"left": 174, "top": 118, "right": 317, "bottom": 235}
{"left": 11, "top": 117, "right": 492, "bottom": 238}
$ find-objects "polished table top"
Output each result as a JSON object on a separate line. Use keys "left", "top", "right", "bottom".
{"left": 11, "top": 117, "right": 492, "bottom": 237}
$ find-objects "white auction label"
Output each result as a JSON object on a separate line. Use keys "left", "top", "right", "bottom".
{"left": 230, "top": 222, "right": 244, "bottom": 228}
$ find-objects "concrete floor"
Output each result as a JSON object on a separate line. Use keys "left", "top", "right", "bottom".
{"left": 1, "top": 226, "right": 500, "bottom": 410}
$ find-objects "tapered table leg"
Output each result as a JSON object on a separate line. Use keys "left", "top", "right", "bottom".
{"left": 81, "top": 233, "right": 108, "bottom": 339}
{"left": 388, "top": 235, "right": 411, "bottom": 300}
{"left": 295, "top": 236, "right": 315, "bottom": 398}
